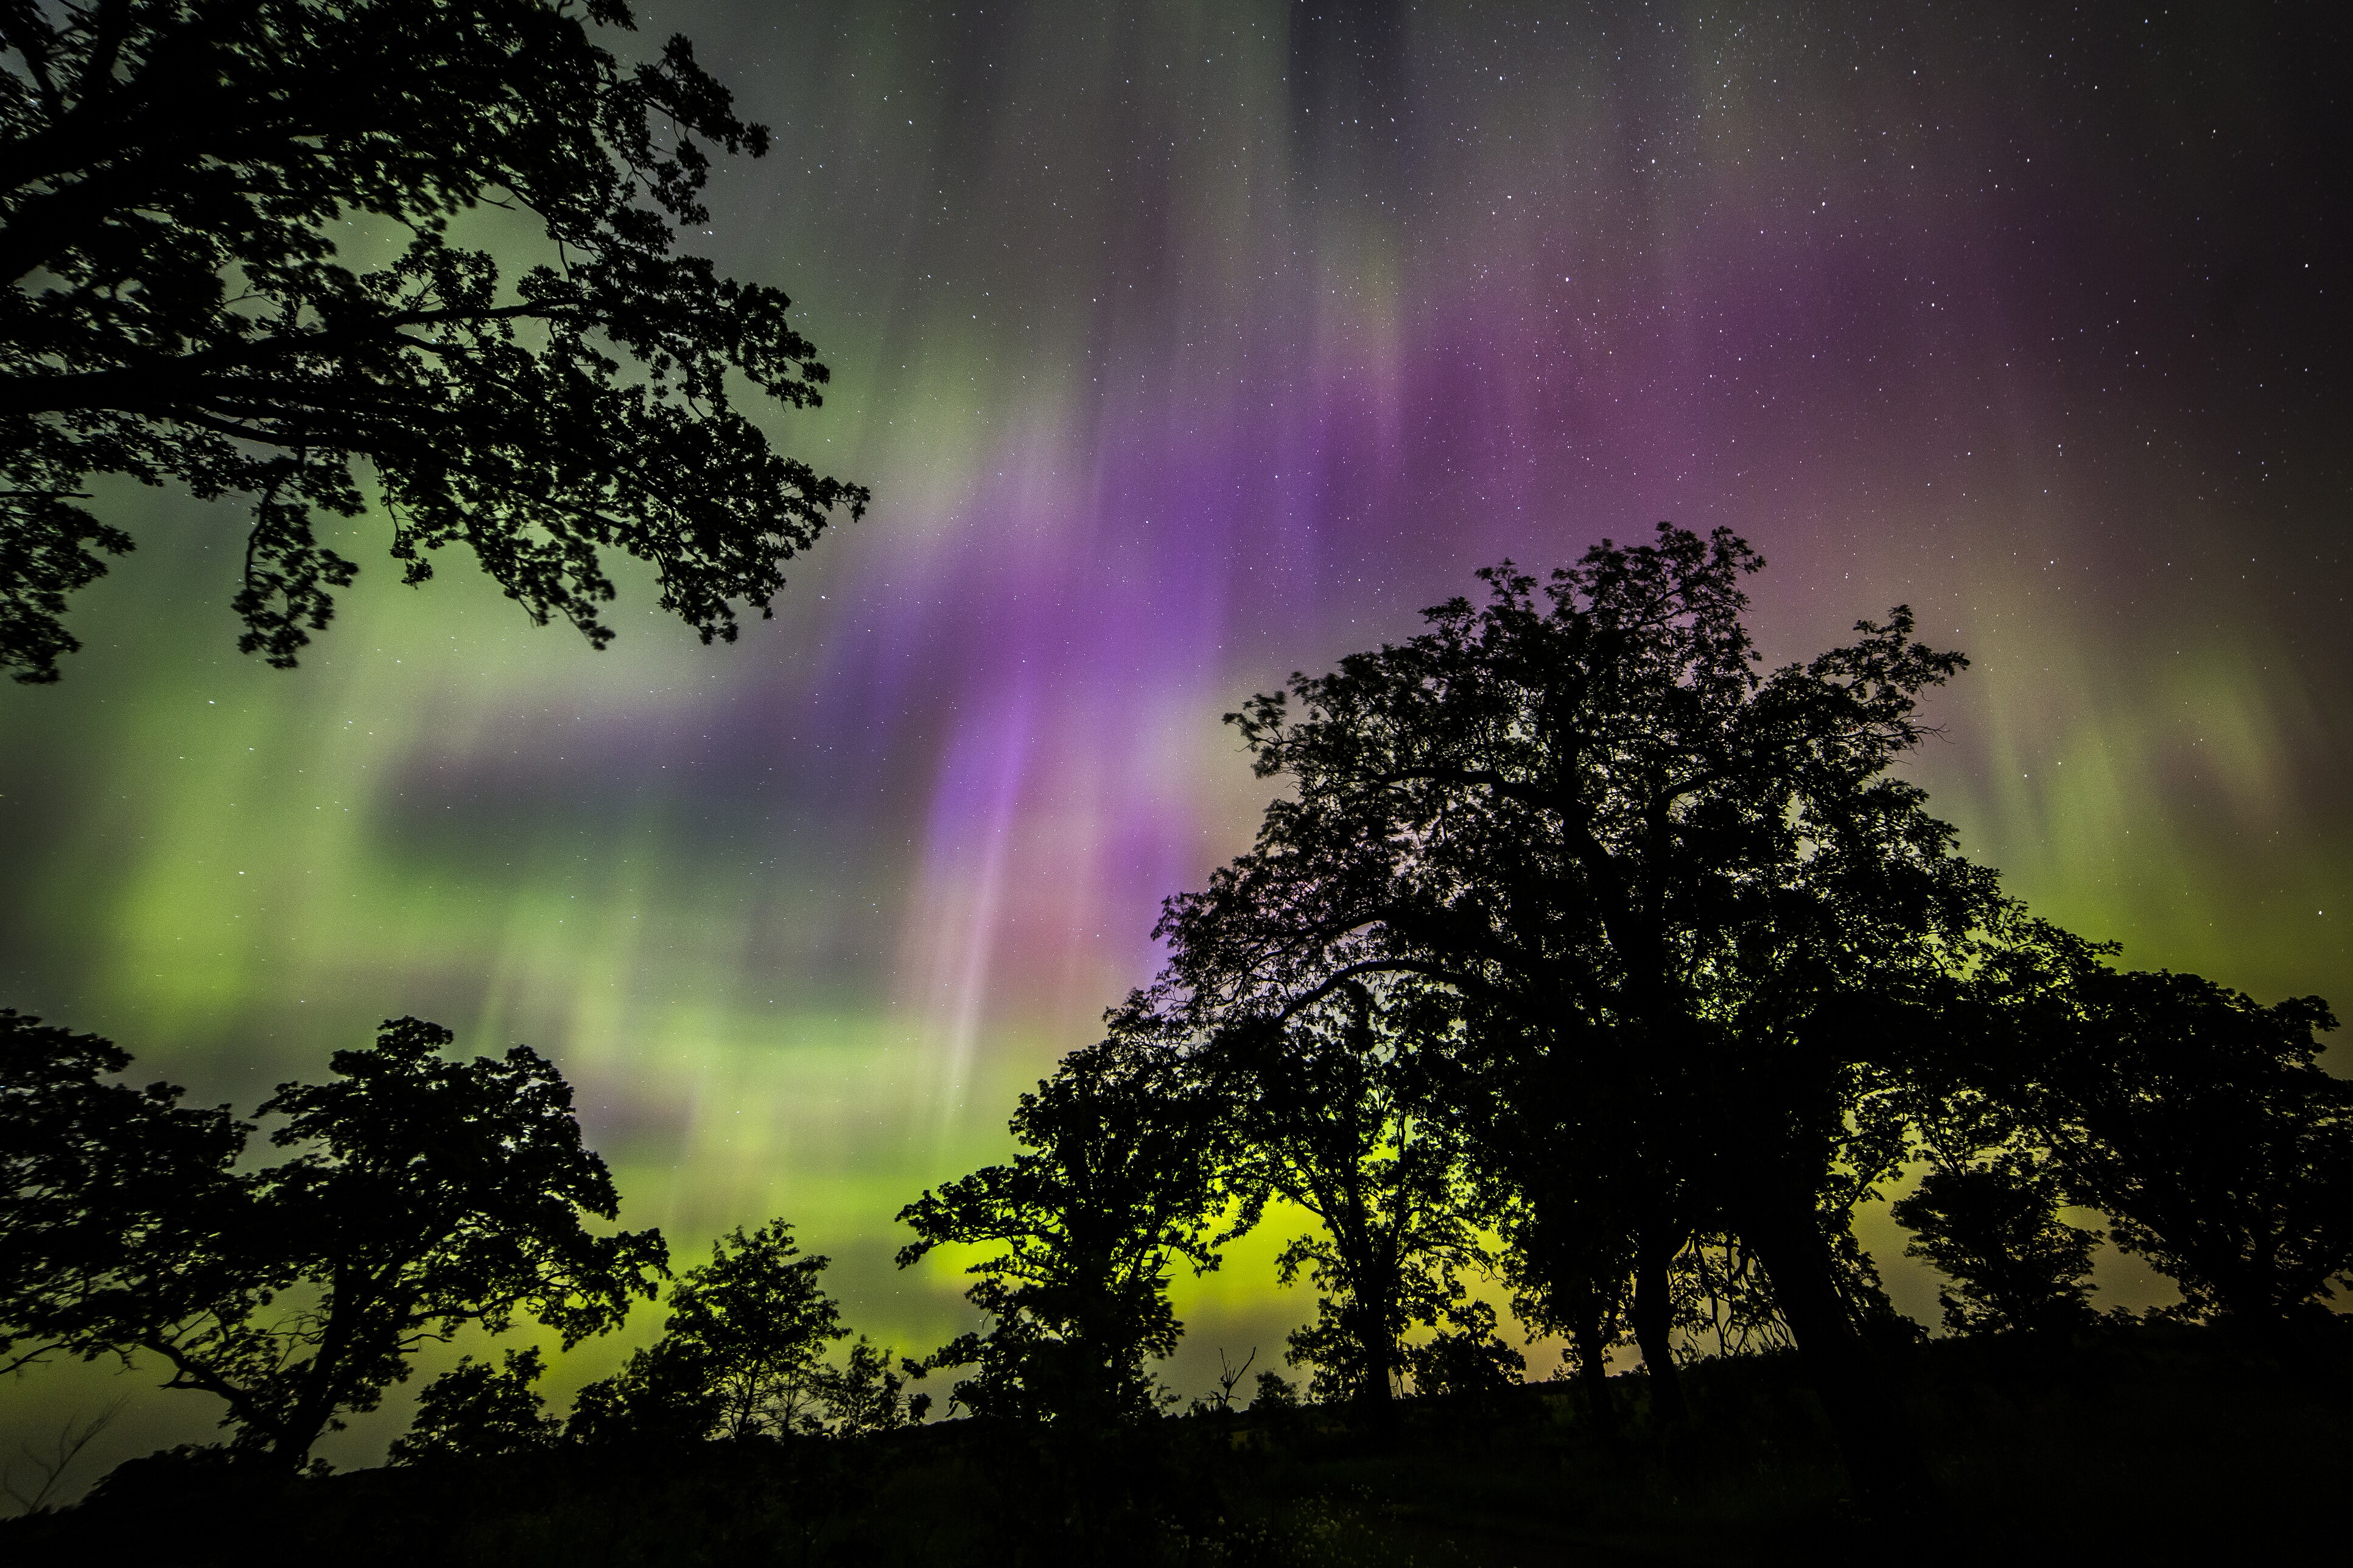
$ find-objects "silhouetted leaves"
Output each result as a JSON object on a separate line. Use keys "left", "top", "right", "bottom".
{"left": 565, "top": 1219, "right": 921, "bottom": 1443}
{"left": 1403, "top": 1298, "right": 1526, "bottom": 1399}
{"left": 1892, "top": 1157, "right": 2102, "bottom": 1336}
{"left": 13, "top": 525, "right": 2348, "bottom": 1538}
{"left": 0, "top": 1, "right": 868, "bottom": 682}
{"left": 1954, "top": 947, "right": 2353, "bottom": 1332}
{"left": 1132, "top": 525, "right": 1991, "bottom": 1507}
{"left": 0, "top": 1009, "right": 249, "bottom": 1381}
{"left": 1201, "top": 983, "right": 1485, "bottom": 1409}
{"left": 897, "top": 1036, "right": 1224, "bottom": 1427}
{"left": 1251, "top": 1369, "right": 1300, "bottom": 1410}
{"left": 388, "top": 1346, "right": 559, "bottom": 1464}
{"left": 1, "top": 1014, "right": 662, "bottom": 1466}
{"left": 564, "top": 1335, "right": 721, "bottom": 1446}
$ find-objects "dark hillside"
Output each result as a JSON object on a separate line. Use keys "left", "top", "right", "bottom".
{"left": 10, "top": 1319, "right": 2346, "bottom": 1567}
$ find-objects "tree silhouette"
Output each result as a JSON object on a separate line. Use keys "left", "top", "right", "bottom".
{"left": 1960, "top": 941, "right": 2351, "bottom": 1337}
{"left": 0, "top": 0, "right": 867, "bottom": 684}
{"left": 1250, "top": 1368, "right": 1300, "bottom": 1409}
{"left": 897, "top": 1036, "right": 1223, "bottom": 1427}
{"left": 0, "top": 1009, "right": 250, "bottom": 1379}
{"left": 1482, "top": 1124, "right": 1641, "bottom": 1429}
{"left": 387, "top": 1345, "right": 558, "bottom": 1464}
{"left": 1147, "top": 525, "right": 1996, "bottom": 1511}
{"left": 818, "top": 1334, "right": 929, "bottom": 1436}
{"left": 2, "top": 1014, "right": 664, "bottom": 1468}
{"left": 633, "top": 1220, "right": 843, "bottom": 1440}
{"left": 1186, "top": 1346, "right": 1257, "bottom": 1416}
{"left": 563, "top": 1335, "right": 720, "bottom": 1446}
{"left": 1403, "top": 1296, "right": 1526, "bottom": 1398}
{"left": 1890, "top": 1156, "right": 2102, "bottom": 1336}
{"left": 1191, "top": 982, "right": 1485, "bottom": 1412}
{"left": 565, "top": 1219, "right": 919, "bottom": 1443}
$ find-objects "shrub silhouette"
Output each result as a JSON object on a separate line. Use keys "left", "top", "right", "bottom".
{"left": 389, "top": 1347, "right": 559, "bottom": 1464}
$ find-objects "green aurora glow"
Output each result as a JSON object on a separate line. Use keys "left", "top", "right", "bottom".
{"left": 2, "top": 0, "right": 2348, "bottom": 1477}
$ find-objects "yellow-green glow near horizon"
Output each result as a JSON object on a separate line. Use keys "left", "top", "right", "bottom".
{"left": 2, "top": 1, "right": 2347, "bottom": 1477}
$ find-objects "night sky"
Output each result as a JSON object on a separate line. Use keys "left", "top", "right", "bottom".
{"left": 4, "top": 0, "right": 2349, "bottom": 1471}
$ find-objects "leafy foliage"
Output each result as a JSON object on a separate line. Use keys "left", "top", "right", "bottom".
{"left": 0, "top": 1009, "right": 249, "bottom": 1379}
{"left": 1891, "top": 1157, "right": 2102, "bottom": 1336}
{"left": 638, "top": 1220, "right": 844, "bottom": 1440}
{"left": 896, "top": 1037, "right": 1224, "bottom": 1426}
{"left": 1133, "top": 525, "right": 1992, "bottom": 1498}
{"left": 17, "top": 525, "right": 2346, "bottom": 1511}
{"left": 1195, "top": 983, "right": 1486, "bottom": 1408}
{"left": 1964, "top": 952, "right": 2353, "bottom": 1328}
{"left": 1250, "top": 1368, "right": 1300, "bottom": 1410}
{"left": 564, "top": 1335, "right": 721, "bottom": 1446}
{"left": 388, "top": 1346, "right": 559, "bottom": 1464}
{"left": 819, "top": 1335, "right": 930, "bottom": 1437}
{"left": 0, "top": 0, "right": 867, "bottom": 683}
{"left": 1401, "top": 1297, "right": 1526, "bottom": 1399}
{"left": 567, "top": 1220, "right": 922, "bottom": 1443}
{"left": 0, "top": 1015, "right": 663, "bottom": 1466}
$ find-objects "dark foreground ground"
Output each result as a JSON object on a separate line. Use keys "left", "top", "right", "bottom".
{"left": 7, "top": 1321, "right": 2348, "bottom": 1567}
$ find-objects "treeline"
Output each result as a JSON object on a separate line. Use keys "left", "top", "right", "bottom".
{"left": 0, "top": 1014, "right": 924, "bottom": 1477}
{"left": 5, "top": 527, "right": 2349, "bottom": 1516}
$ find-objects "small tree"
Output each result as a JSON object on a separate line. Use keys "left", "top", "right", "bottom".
{"left": 819, "top": 1335, "right": 928, "bottom": 1436}
{"left": 1404, "top": 1297, "right": 1526, "bottom": 1398}
{"left": 1250, "top": 1370, "right": 1300, "bottom": 1410}
{"left": 1891, "top": 1156, "right": 2101, "bottom": 1336}
{"left": 388, "top": 1346, "right": 559, "bottom": 1464}
{"left": 897, "top": 1037, "right": 1223, "bottom": 1427}
{"left": 647, "top": 1220, "right": 844, "bottom": 1440}
{"left": 566, "top": 1220, "right": 924, "bottom": 1442}
{"left": 1993, "top": 962, "right": 2351, "bottom": 1333}
{"left": 1186, "top": 1346, "right": 1258, "bottom": 1416}
{"left": 1, "top": 1, "right": 868, "bottom": 684}
{"left": 563, "top": 1336, "right": 721, "bottom": 1446}
{"left": 1200, "top": 984, "right": 1486, "bottom": 1412}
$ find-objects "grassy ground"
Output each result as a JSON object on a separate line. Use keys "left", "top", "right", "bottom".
{"left": 7, "top": 1320, "right": 2346, "bottom": 1567}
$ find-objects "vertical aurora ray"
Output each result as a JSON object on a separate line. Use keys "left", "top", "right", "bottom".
{"left": 2, "top": 0, "right": 2346, "bottom": 1471}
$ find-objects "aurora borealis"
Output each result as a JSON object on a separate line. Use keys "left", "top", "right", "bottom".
{"left": 3, "top": 1, "right": 2348, "bottom": 1472}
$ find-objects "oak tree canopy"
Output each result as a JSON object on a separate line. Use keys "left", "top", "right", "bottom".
{"left": 1, "top": 0, "right": 867, "bottom": 684}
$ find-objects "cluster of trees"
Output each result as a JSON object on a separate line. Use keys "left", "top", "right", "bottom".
{"left": 2, "top": 0, "right": 924, "bottom": 1487}
{"left": 0, "top": 1012, "right": 921, "bottom": 1473}
{"left": 3, "top": 537, "right": 2346, "bottom": 1508}
{"left": 894, "top": 526, "right": 2353, "bottom": 1511}
{"left": 0, "top": 0, "right": 938, "bottom": 1500}
{"left": 398, "top": 1218, "right": 926, "bottom": 1463}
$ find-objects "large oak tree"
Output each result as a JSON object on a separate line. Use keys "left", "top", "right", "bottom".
{"left": 1144, "top": 525, "right": 1997, "bottom": 1511}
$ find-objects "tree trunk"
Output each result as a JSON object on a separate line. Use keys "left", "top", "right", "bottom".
{"left": 1630, "top": 1234, "right": 1688, "bottom": 1426}
{"left": 1357, "top": 1345, "right": 1397, "bottom": 1415}
{"left": 273, "top": 1275, "right": 370, "bottom": 1469}
{"left": 1741, "top": 1201, "right": 1933, "bottom": 1521}
{"left": 1569, "top": 1304, "right": 1617, "bottom": 1443}
{"left": 1352, "top": 1290, "right": 1398, "bottom": 1425}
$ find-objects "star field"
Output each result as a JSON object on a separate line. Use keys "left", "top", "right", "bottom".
{"left": 2, "top": 0, "right": 2347, "bottom": 1468}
